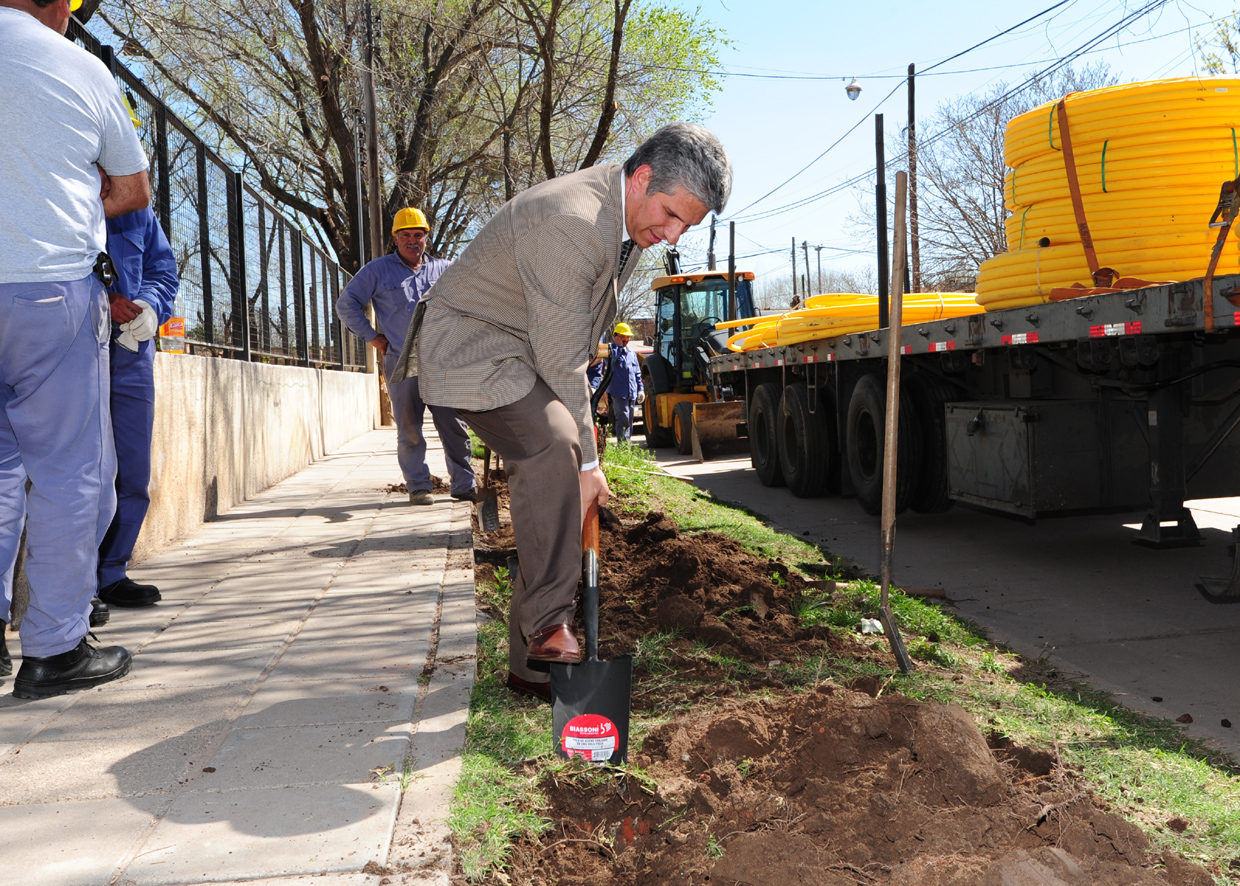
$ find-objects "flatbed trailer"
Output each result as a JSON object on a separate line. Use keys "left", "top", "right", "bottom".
{"left": 707, "top": 275, "right": 1240, "bottom": 559}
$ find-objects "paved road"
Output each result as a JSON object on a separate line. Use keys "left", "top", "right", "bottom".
{"left": 655, "top": 448, "right": 1240, "bottom": 762}
{"left": 0, "top": 429, "right": 473, "bottom": 886}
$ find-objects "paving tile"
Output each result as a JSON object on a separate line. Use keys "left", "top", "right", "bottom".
{"left": 0, "top": 796, "right": 165, "bottom": 886}
{"left": 242, "top": 679, "right": 417, "bottom": 729}
{"left": 33, "top": 683, "right": 250, "bottom": 741}
{"left": 0, "top": 732, "right": 218, "bottom": 803}
{"left": 126, "top": 644, "right": 281, "bottom": 689}
{"left": 121, "top": 782, "right": 398, "bottom": 884}
{"left": 267, "top": 636, "right": 430, "bottom": 684}
{"left": 200, "top": 721, "right": 411, "bottom": 790}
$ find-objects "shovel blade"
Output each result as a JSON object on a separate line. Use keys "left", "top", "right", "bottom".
{"left": 550, "top": 656, "right": 633, "bottom": 765}
{"left": 476, "top": 487, "right": 500, "bottom": 532}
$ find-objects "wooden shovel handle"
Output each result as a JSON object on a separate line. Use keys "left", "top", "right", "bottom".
{"left": 583, "top": 502, "right": 599, "bottom": 555}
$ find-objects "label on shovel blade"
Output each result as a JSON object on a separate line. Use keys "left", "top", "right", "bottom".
{"left": 560, "top": 713, "right": 620, "bottom": 763}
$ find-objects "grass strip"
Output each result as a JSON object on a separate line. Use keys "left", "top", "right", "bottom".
{"left": 448, "top": 441, "right": 1240, "bottom": 883}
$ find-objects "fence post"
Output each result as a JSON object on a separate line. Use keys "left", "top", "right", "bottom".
{"left": 257, "top": 202, "right": 270, "bottom": 355}
{"left": 332, "top": 265, "right": 345, "bottom": 370}
{"left": 227, "top": 171, "right": 250, "bottom": 361}
{"left": 196, "top": 145, "right": 214, "bottom": 346}
{"left": 291, "top": 229, "right": 309, "bottom": 367}
{"left": 155, "top": 105, "right": 171, "bottom": 237}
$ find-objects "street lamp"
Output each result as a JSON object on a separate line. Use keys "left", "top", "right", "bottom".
{"left": 845, "top": 77, "right": 861, "bottom": 101}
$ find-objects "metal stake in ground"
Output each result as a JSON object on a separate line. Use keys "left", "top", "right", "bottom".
{"left": 880, "top": 171, "right": 915, "bottom": 674}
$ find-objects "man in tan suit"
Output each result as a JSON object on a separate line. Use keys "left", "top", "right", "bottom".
{"left": 394, "top": 123, "right": 731, "bottom": 701}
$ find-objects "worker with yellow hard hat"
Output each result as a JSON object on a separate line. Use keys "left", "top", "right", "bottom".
{"left": 1, "top": 0, "right": 152, "bottom": 696}
{"left": 603, "top": 321, "right": 644, "bottom": 443}
{"left": 336, "top": 208, "right": 476, "bottom": 504}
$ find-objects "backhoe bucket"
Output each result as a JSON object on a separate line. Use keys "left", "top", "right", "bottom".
{"left": 690, "top": 401, "right": 747, "bottom": 462}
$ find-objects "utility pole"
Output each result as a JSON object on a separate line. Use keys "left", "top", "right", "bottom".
{"left": 791, "top": 237, "right": 798, "bottom": 301}
{"left": 814, "top": 245, "right": 823, "bottom": 293}
{"left": 802, "top": 240, "right": 812, "bottom": 297}
{"left": 876, "top": 114, "right": 889, "bottom": 329}
{"left": 362, "top": 0, "right": 383, "bottom": 263}
{"left": 708, "top": 216, "right": 717, "bottom": 270}
{"left": 908, "top": 62, "right": 920, "bottom": 293}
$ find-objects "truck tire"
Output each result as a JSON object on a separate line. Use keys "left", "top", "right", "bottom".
{"left": 673, "top": 401, "right": 695, "bottom": 455}
{"left": 908, "top": 373, "right": 956, "bottom": 513}
{"left": 778, "top": 384, "right": 831, "bottom": 497}
{"left": 845, "top": 373, "right": 922, "bottom": 515}
{"left": 749, "top": 382, "right": 785, "bottom": 487}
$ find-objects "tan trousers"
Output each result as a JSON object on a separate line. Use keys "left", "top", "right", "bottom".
{"left": 460, "top": 379, "right": 582, "bottom": 682}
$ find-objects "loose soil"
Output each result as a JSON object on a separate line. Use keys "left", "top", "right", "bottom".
{"left": 468, "top": 472, "right": 1216, "bottom": 886}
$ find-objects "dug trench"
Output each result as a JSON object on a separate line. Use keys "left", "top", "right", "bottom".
{"left": 468, "top": 472, "right": 1216, "bottom": 886}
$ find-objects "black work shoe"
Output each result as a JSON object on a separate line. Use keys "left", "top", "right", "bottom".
{"left": 12, "top": 638, "right": 132, "bottom": 699}
{"left": 98, "top": 577, "right": 161, "bottom": 607}
{"left": 90, "top": 597, "right": 110, "bottom": 628}
{"left": 0, "top": 622, "right": 11, "bottom": 678}
{"left": 451, "top": 489, "right": 480, "bottom": 502}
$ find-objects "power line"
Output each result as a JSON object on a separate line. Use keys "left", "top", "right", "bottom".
{"left": 727, "top": 0, "right": 1176, "bottom": 225}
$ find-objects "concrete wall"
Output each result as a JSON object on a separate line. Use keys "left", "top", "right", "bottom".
{"left": 136, "top": 354, "right": 377, "bottom": 562}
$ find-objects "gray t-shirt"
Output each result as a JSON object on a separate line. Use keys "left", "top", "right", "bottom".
{"left": 0, "top": 7, "right": 149, "bottom": 284}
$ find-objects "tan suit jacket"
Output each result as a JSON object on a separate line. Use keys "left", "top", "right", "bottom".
{"left": 392, "top": 163, "right": 641, "bottom": 464}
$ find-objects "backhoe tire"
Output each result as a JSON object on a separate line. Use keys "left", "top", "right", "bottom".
{"left": 778, "top": 384, "right": 830, "bottom": 498}
{"left": 908, "top": 373, "right": 956, "bottom": 513}
{"left": 673, "top": 401, "right": 695, "bottom": 455}
{"left": 845, "top": 373, "right": 922, "bottom": 515}
{"left": 749, "top": 382, "right": 785, "bottom": 487}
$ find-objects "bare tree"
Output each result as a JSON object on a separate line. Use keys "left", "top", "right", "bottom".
{"left": 87, "top": 0, "right": 724, "bottom": 271}
{"left": 848, "top": 64, "right": 1118, "bottom": 292}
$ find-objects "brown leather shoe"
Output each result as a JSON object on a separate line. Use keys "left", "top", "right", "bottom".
{"left": 526, "top": 623, "right": 582, "bottom": 664}
{"left": 506, "top": 672, "right": 553, "bottom": 703}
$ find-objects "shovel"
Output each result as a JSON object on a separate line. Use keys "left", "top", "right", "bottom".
{"left": 550, "top": 502, "right": 632, "bottom": 764}
{"left": 476, "top": 444, "right": 501, "bottom": 532}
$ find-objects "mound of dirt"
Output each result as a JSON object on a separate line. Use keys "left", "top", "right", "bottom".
{"left": 469, "top": 473, "right": 1212, "bottom": 885}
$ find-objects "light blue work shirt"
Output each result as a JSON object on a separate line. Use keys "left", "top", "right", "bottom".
{"left": 336, "top": 252, "right": 450, "bottom": 349}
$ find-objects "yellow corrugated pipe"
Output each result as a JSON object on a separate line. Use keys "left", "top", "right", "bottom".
{"left": 977, "top": 76, "right": 1240, "bottom": 309}
{"left": 717, "top": 292, "right": 981, "bottom": 352}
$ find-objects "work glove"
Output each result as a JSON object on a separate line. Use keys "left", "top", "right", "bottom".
{"left": 637, "top": 390, "right": 646, "bottom": 405}
{"left": 116, "top": 299, "right": 158, "bottom": 352}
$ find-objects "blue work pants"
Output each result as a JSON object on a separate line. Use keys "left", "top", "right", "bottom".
{"left": 612, "top": 397, "right": 635, "bottom": 442}
{"left": 97, "top": 337, "right": 155, "bottom": 588}
{"left": 0, "top": 275, "right": 116, "bottom": 657}
{"left": 384, "top": 355, "right": 475, "bottom": 495}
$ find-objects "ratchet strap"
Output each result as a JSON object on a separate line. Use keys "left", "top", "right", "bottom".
{"left": 1057, "top": 99, "right": 1118, "bottom": 288}
{"left": 1203, "top": 176, "right": 1240, "bottom": 333}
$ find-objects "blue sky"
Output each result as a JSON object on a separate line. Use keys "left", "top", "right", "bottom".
{"left": 664, "top": 0, "right": 1229, "bottom": 295}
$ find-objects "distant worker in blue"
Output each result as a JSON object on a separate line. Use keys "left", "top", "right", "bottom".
{"left": 604, "top": 322, "right": 644, "bottom": 443}
{"left": 337, "top": 208, "right": 476, "bottom": 505}
{"left": 94, "top": 167, "right": 178, "bottom": 616}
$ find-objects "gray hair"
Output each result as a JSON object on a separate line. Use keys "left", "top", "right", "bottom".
{"left": 623, "top": 122, "right": 731, "bottom": 215}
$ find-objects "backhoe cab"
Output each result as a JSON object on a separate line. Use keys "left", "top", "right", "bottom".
{"left": 641, "top": 249, "right": 755, "bottom": 460}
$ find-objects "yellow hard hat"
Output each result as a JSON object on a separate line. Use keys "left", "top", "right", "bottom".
{"left": 614, "top": 322, "right": 633, "bottom": 336}
{"left": 69, "top": 0, "right": 82, "bottom": 11}
{"left": 122, "top": 93, "right": 141, "bottom": 128}
{"left": 392, "top": 207, "right": 429, "bottom": 234}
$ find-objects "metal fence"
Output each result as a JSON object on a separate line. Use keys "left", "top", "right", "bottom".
{"left": 68, "top": 20, "right": 367, "bottom": 371}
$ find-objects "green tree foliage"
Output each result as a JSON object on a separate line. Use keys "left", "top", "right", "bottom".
{"left": 86, "top": 0, "right": 725, "bottom": 271}
{"left": 1196, "top": 10, "right": 1240, "bottom": 74}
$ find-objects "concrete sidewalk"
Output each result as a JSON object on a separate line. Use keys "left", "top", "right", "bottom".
{"left": 0, "top": 429, "right": 475, "bottom": 886}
